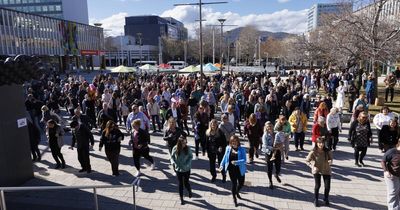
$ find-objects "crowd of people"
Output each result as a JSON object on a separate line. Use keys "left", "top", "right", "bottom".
{"left": 23, "top": 67, "right": 400, "bottom": 208}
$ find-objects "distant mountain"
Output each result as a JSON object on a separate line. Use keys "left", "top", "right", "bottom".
{"left": 226, "top": 27, "right": 295, "bottom": 42}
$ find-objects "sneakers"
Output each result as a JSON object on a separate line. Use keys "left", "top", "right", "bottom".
{"left": 151, "top": 163, "right": 155, "bottom": 170}
{"left": 193, "top": 156, "right": 198, "bottom": 160}
{"left": 355, "top": 163, "right": 361, "bottom": 167}
{"left": 135, "top": 171, "right": 141, "bottom": 177}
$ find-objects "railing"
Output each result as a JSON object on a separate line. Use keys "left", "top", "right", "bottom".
{"left": 0, "top": 177, "right": 141, "bottom": 210}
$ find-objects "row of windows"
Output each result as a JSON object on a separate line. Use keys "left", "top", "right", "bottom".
{"left": 5, "top": 5, "right": 62, "bottom": 13}
{"left": 0, "top": 0, "right": 60, "bottom": 4}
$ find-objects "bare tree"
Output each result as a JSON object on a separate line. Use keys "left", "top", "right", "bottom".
{"left": 238, "top": 25, "right": 260, "bottom": 65}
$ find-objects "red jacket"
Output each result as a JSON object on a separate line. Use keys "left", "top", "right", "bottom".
{"left": 311, "top": 124, "right": 329, "bottom": 142}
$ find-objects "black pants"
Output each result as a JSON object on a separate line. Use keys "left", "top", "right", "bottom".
{"left": 235, "top": 121, "right": 242, "bottom": 136}
{"left": 77, "top": 147, "right": 91, "bottom": 171}
{"left": 182, "top": 118, "right": 190, "bottom": 134}
{"left": 327, "top": 128, "right": 339, "bottom": 150}
{"left": 31, "top": 142, "right": 41, "bottom": 160}
{"left": 210, "top": 105, "right": 215, "bottom": 119}
{"left": 386, "top": 87, "right": 394, "bottom": 102}
{"left": 123, "top": 115, "right": 128, "bottom": 127}
{"left": 348, "top": 100, "right": 354, "bottom": 113}
{"left": 266, "top": 151, "right": 281, "bottom": 183}
{"left": 105, "top": 148, "right": 120, "bottom": 175}
{"left": 314, "top": 174, "right": 331, "bottom": 201}
{"left": 176, "top": 171, "right": 191, "bottom": 198}
{"left": 208, "top": 152, "right": 226, "bottom": 179}
{"left": 248, "top": 138, "right": 260, "bottom": 161}
{"left": 228, "top": 165, "right": 245, "bottom": 198}
{"left": 151, "top": 115, "right": 161, "bottom": 131}
{"left": 195, "top": 131, "right": 206, "bottom": 156}
{"left": 294, "top": 132, "right": 305, "bottom": 149}
{"left": 354, "top": 146, "right": 368, "bottom": 164}
{"left": 133, "top": 147, "right": 154, "bottom": 171}
{"left": 50, "top": 144, "right": 65, "bottom": 165}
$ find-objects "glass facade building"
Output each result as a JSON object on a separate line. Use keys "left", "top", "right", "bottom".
{"left": 0, "top": 0, "right": 88, "bottom": 24}
{"left": 0, "top": 7, "right": 103, "bottom": 56}
{"left": 307, "top": 3, "right": 353, "bottom": 32}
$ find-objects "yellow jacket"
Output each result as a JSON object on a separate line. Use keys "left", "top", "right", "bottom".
{"left": 288, "top": 112, "right": 308, "bottom": 133}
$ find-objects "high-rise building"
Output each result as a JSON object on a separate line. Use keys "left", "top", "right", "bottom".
{"left": 307, "top": 3, "right": 353, "bottom": 32}
{"left": 124, "top": 15, "right": 188, "bottom": 46}
{"left": 0, "top": 0, "right": 88, "bottom": 24}
{"left": 354, "top": 0, "right": 400, "bottom": 21}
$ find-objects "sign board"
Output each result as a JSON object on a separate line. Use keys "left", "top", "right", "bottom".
{"left": 17, "top": 118, "right": 27, "bottom": 128}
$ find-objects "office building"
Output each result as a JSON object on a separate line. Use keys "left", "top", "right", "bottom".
{"left": 307, "top": 3, "right": 353, "bottom": 32}
{"left": 124, "top": 15, "right": 187, "bottom": 46}
{"left": 354, "top": 0, "right": 400, "bottom": 21}
{"left": 0, "top": 7, "right": 104, "bottom": 70}
{"left": 0, "top": 0, "right": 88, "bottom": 24}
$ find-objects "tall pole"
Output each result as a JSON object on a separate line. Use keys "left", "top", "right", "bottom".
{"left": 158, "top": 36, "right": 162, "bottom": 65}
{"left": 120, "top": 33, "right": 123, "bottom": 66}
{"left": 184, "top": 40, "right": 187, "bottom": 66}
{"left": 199, "top": 0, "right": 204, "bottom": 82}
{"left": 218, "top": 18, "right": 226, "bottom": 74}
{"left": 212, "top": 27, "right": 215, "bottom": 64}
{"left": 137, "top": 33, "right": 142, "bottom": 65}
{"left": 258, "top": 36, "right": 261, "bottom": 68}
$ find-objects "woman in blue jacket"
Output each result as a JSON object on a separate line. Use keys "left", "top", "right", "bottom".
{"left": 365, "top": 75, "right": 375, "bottom": 104}
{"left": 219, "top": 135, "right": 247, "bottom": 207}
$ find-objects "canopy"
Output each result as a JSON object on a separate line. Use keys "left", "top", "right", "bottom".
{"left": 158, "top": 63, "right": 171, "bottom": 69}
{"left": 214, "top": 63, "right": 223, "bottom": 68}
{"left": 110, "top": 65, "right": 135, "bottom": 73}
{"left": 139, "top": 64, "right": 158, "bottom": 71}
{"left": 178, "top": 65, "right": 200, "bottom": 73}
{"left": 197, "top": 63, "right": 220, "bottom": 72}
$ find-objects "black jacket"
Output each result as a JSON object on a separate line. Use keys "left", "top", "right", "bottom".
{"left": 130, "top": 128, "right": 151, "bottom": 150}
{"left": 71, "top": 124, "right": 94, "bottom": 149}
{"left": 206, "top": 129, "right": 227, "bottom": 154}
{"left": 28, "top": 121, "right": 41, "bottom": 146}
{"left": 165, "top": 108, "right": 182, "bottom": 123}
{"left": 348, "top": 120, "right": 372, "bottom": 147}
{"left": 163, "top": 127, "right": 186, "bottom": 148}
{"left": 100, "top": 129, "right": 124, "bottom": 151}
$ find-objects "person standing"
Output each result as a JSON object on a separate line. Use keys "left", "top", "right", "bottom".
{"left": 326, "top": 108, "right": 342, "bottom": 151}
{"left": 97, "top": 103, "right": 113, "bottom": 134}
{"left": 70, "top": 121, "right": 95, "bottom": 173}
{"left": 219, "top": 114, "right": 236, "bottom": 145}
{"left": 379, "top": 119, "right": 399, "bottom": 152}
{"left": 171, "top": 136, "right": 193, "bottom": 205}
{"left": 164, "top": 117, "right": 186, "bottom": 154}
{"left": 289, "top": 108, "right": 308, "bottom": 151}
{"left": 99, "top": 121, "right": 124, "bottom": 176}
{"left": 206, "top": 119, "right": 227, "bottom": 183}
{"left": 384, "top": 72, "right": 397, "bottom": 103}
{"left": 130, "top": 119, "right": 155, "bottom": 176}
{"left": 262, "top": 122, "right": 282, "bottom": 189}
{"left": 28, "top": 116, "right": 41, "bottom": 161}
{"left": 306, "top": 137, "right": 333, "bottom": 207}
{"left": 147, "top": 98, "right": 162, "bottom": 132}
{"left": 194, "top": 104, "right": 209, "bottom": 159}
{"left": 244, "top": 114, "right": 263, "bottom": 163}
{"left": 312, "top": 116, "right": 330, "bottom": 148}
{"left": 348, "top": 112, "right": 373, "bottom": 167}
{"left": 374, "top": 106, "right": 396, "bottom": 152}
{"left": 46, "top": 120, "right": 65, "bottom": 169}
{"left": 219, "top": 135, "right": 247, "bottom": 207}
{"left": 365, "top": 75, "right": 375, "bottom": 104}
{"left": 274, "top": 115, "right": 291, "bottom": 161}
{"left": 381, "top": 142, "right": 400, "bottom": 210}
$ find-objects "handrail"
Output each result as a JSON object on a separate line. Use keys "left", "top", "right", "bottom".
{"left": 0, "top": 177, "right": 141, "bottom": 210}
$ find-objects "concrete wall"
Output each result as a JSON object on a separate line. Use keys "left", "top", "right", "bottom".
{"left": 0, "top": 85, "right": 33, "bottom": 187}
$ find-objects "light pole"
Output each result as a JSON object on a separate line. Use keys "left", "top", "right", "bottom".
{"left": 218, "top": 18, "right": 225, "bottom": 68}
{"left": 174, "top": 1, "right": 228, "bottom": 84}
{"left": 136, "top": 33, "right": 142, "bottom": 66}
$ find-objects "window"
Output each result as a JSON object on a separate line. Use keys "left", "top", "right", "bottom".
{"left": 55, "top": 5, "right": 61, "bottom": 11}
{"left": 36, "top": 6, "right": 41, "bottom": 12}
{"left": 9, "top": 0, "right": 14, "bottom": 4}
{"left": 42, "top": 5, "right": 47, "bottom": 11}
{"left": 48, "top": 5, "right": 54, "bottom": 11}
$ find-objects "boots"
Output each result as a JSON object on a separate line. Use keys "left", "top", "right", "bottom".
{"left": 180, "top": 197, "right": 185, "bottom": 205}
{"left": 233, "top": 195, "right": 238, "bottom": 207}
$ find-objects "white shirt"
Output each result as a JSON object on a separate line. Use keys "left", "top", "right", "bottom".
{"left": 373, "top": 113, "right": 395, "bottom": 130}
{"left": 228, "top": 113, "right": 235, "bottom": 126}
{"left": 326, "top": 113, "right": 341, "bottom": 131}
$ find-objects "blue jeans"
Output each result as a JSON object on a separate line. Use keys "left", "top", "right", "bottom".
{"left": 385, "top": 174, "right": 400, "bottom": 210}
{"left": 367, "top": 91, "right": 374, "bottom": 104}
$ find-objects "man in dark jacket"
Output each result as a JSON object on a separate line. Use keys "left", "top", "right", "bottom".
{"left": 72, "top": 108, "right": 94, "bottom": 130}
{"left": 70, "top": 121, "right": 95, "bottom": 173}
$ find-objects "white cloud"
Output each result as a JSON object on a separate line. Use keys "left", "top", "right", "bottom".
{"left": 92, "top": 6, "right": 308, "bottom": 38}
{"left": 278, "top": 0, "right": 291, "bottom": 3}
{"left": 161, "top": 6, "right": 308, "bottom": 37}
{"left": 90, "top": 12, "right": 128, "bottom": 36}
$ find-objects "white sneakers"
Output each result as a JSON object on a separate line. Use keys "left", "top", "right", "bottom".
{"left": 193, "top": 156, "right": 199, "bottom": 160}
{"left": 135, "top": 171, "right": 141, "bottom": 177}
{"left": 151, "top": 163, "right": 155, "bottom": 170}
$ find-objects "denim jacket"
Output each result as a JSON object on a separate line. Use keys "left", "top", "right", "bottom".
{"left": 220, "top": 146, "right": 247, "bottom": 176}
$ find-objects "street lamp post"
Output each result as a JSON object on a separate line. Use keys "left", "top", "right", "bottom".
{"left": 218, "top": 18, "right": 226, "bottom": 69}
{"left": 174, "top": 1, "right": 227, "bottom": 84}
{"left": 136, "top": 33, "right": 142, "bottom": 66}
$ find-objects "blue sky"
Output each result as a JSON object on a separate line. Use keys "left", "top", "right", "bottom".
{"left": 88, "top": 0, "right": 335, "bottom": 36}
